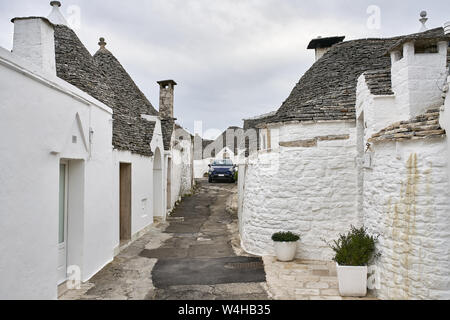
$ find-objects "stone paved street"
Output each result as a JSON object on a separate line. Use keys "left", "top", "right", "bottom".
{"left": 60, "top": 179, "right": 376, "bottom": 301}
{"left": 60, "top": 180, "right": 268, "bottom": 300}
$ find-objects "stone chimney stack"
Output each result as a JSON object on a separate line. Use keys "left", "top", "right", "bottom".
{"left": 157, "top": 80, "right": 177, "bottom": 119}
{"left": 307, "top": 36, "right": 345, "bottom": 61}
{"left": 11, "top": 17, "right": 56, "bottom": 75}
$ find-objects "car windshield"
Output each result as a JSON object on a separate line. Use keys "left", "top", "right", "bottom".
{"left": 212, "top": 159, "right": 233, "bottom": 166}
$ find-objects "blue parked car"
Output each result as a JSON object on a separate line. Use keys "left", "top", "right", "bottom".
{"left": 208, "top": 159, "right": 236, "bottom": 183}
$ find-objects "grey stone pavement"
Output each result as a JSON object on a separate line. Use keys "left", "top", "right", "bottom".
{"left": 60, "top": 180, "right": 269, "bottom": 300}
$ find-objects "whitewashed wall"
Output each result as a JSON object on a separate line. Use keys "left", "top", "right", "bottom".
{"left": 194, "top": 158, "right": 212, "bottom": 178}
{"left": 112, "top": 151, "right": 154, "bottom": 240}
{"left": 111, "top": 118, "right": 165, "bottom": 250}
{"left": 439, "top": 76, "right": 450, "bottom": 185}
{"left": 390, "top": 41, "right": 448, "bottom": 118}
{"left": 0, "top": 48, "right": 114, "bottom": 299}
{"left": 357, "top": 51, "right": 450, "bottom": 299}
{"left": 363, "top": 138, "right": 450, "bottom": 299}
{"left": 240, "top": 121, "right": 359, "bottom": 260}
{"left": 169, "top": 137, "right": 194, "bottom": 211}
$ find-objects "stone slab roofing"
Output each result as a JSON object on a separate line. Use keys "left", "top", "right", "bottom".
{"left": 54, "top": 25, "right": 157, "bottom": 157}
{"left": 161, "top": 118, "right": 175, "bottom": 151}
{"left": 93, "top": 44, "right": 158, "bottom": 156}
{"left": 94, "top": 46, "right": 158, "bottom": 117}
{"left": 363, "top": 69, "right": 393, "bottom": 96}
{"left": 387, "top": 28, "right": 449, "bottom": 53}
{"left": 369, "top": 108, "right": 446, "bottom": 143}
{"left": 54, "top": 25, "right": 117, "bottom": 111}
{"left": 264, "top": 28, "right": 445, "bottom": 125}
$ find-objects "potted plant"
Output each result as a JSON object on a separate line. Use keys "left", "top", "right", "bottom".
{"left": 326, "top": 226, "right": 379, "bottom": 297}
{"left": 272, "top": 231, "right": 300, "bottom": 262}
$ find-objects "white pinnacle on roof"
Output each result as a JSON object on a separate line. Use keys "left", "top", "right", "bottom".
{"left": 47, "top": 1, "right": 68, "bottom": 26}
{"left": 419, "top": 11, "right": 428, "bottom": 32}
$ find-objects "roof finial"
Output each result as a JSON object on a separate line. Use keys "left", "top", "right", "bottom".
{"left": 98, "top": 37, "right": 107, "bottom": 49}
{"left": 48, "top": 1, "right": 68, "bottom": 25}
{"left": 419, "top": 10, "right": 428, "bottom": 32}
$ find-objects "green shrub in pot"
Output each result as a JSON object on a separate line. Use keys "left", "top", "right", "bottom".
{"left": 272, "top": 231, "right": 300, "bottom": 242}
{"left": 326, "top": 226, "right": 379, "bottom": 297}
{"left": 328, "top": 226, "right": 379, "bottom": 266}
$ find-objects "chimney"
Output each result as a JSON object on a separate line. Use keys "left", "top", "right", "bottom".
{"left": 157, "top": 80, "right": 177, "bottom": 119}
{"left": 48, "top": 1, "right": 68, "bottom": 25}
{"left": 307, "top": 36, "right": 345, "bottom": 61}
{"left": 11, "top": 17, "right": 56, "bottom": 75}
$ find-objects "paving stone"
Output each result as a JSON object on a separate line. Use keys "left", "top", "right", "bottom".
{"left": 60, "top": 180, "right": 269, "bottom": 300}
{"left": 312, "top": 269, "right": 330, "bottom": 276}
{"left": 320, "top": 288, "right": 341, "bottom": 296}
{"left": 295, "top": 288, "right": 320, "bottom": 296}
{"left": 306, "top": 282, "right": 329, "bottom": 289}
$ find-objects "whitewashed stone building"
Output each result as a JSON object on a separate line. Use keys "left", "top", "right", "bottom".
{"left": 0, "top": 2, "right": 194, "bottom": 299}
{"left": 239, "top": 22, "right": 450, "bottom": 299}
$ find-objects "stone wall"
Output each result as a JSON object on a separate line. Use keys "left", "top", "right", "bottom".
{"left": 240, "top": 121, "right": 359, "bottom": 261}
{"left": 363, "top": 138, "right": 450, "bottom": 299}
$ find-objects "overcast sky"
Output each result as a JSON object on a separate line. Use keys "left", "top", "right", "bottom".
{"left": 1, "top": 0, "right": 448, "bottom": 139}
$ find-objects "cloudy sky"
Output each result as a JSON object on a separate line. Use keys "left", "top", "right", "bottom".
{"left": 0, "top": 0, "right": 448, "bottom": 139}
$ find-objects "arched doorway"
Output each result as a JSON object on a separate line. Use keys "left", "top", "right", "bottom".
{"left": 153, "top": 147, "right": 163, "bottom": 219}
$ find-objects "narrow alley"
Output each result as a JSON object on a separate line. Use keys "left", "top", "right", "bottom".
{"left": 60, "top": 180, "right": 269, "bottom": 300}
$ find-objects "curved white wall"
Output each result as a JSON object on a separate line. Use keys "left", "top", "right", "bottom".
{"left": 240, "top": 121, "right": 359, "bottom": 261}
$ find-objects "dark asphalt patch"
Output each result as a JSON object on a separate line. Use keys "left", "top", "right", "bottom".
{"left": 140, "top": 248, "right": 188, "bottom": 259}
{"left": 151, "top": 256, "right": 266, "bottom": 288}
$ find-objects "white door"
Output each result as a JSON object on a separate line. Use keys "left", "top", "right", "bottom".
{"left": 57, "top": 162, "right": 68, "bottom": 284}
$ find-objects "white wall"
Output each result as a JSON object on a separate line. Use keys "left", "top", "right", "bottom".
{"left": 356, "top": 75, "right": 397, "bottom": 140}
{"left": 391, "top": 41, "right": 448, "bottom": 118}
{"left": 439, "top": 76, "right": 450, "bottom": 185}
{"left": 169, "top": 139, "right": 194, "bottom": 210}
{"left": 112, "top": 151, "right": 154, "bottom": 241}
{"left": 357, "top": 53, "right": 450, "bottom": 299}
{"left": 0, "top": 48, "right": 113, "bottom": 299}
{"left": 194, "top": 158, "right": 212, "bottom": 179}
{"left": 363, "top": 138, "right": 450, "bottom": 299}
{"left": 111, "top": 117, "right": 165, "bottom": 245}
{"left": 240, "top": 121, "right": 359, "bottom": 260}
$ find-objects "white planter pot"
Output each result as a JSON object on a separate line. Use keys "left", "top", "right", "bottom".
{"left": 273, "top": 241, "right": 297, "bottom": 262}
{"left": 336, "top": 263, "right": 368, "bottom": 297}
{"left": 444, "top": 21, "right": 450, "bottom": 35}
